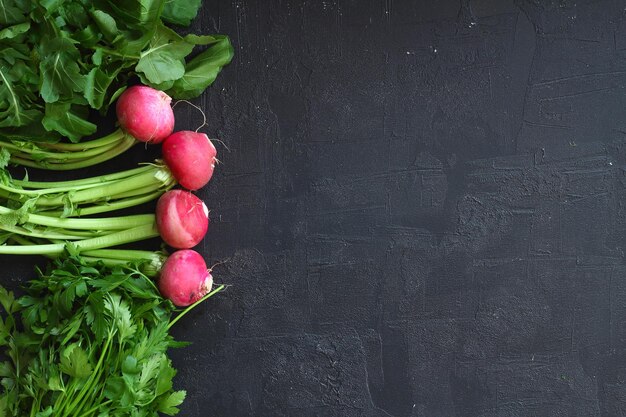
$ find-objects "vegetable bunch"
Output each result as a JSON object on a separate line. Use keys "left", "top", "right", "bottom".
{"left": 0, "top": 83, "right": 221, "bottom": 308}
{"left": 0, "top": 0, "right": 233, "bottom": 413}
{"left": 0, "top": 0, "right": 233, "bottom": 169}
{"left": 0, "top": 255, "right": 224, "bottom": 416}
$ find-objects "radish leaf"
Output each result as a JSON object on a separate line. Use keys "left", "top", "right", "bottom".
{"left": 162, "top": 0, "right": 202, "bottom": 26}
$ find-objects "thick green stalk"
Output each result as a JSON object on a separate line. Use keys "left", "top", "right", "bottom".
{"left": 81, "top": 248, "right": 165, "bottom": 262}
{"left": 0, "top": 223, "right": 159, "bottom": 255}
{"left": 37, "top": 129, "right": 127, "bottom": 151}
{"left": 0, "top": 224, "right": 104, "bottom": 240}
{"left": 0, "top": 207, "right": 155, "bottom": 230}
{"left": 1, "top": 165, "right": 163, "bottom": 198}
{"left": 0, "top": 180, "right": 112, "bottom": 197}
{"left": 81, "top": 249, "right": 167, "bottom": 277}
{"left": 9, "top": 135, "right": 137, "bottom": 170}
{"left": 102, "top": 180, "right": 170, "bottom": 200}
{"left": 12, "top": 164, "right": 154, "bottom": 189}
{"left": 40, "top": 190, "right": 165, "bottom": 217}
{"left": 33, "top": 167, "right": 173, "bottom": 207}
{"left": 0, "top": 133, "right": 126, "bottom": 161}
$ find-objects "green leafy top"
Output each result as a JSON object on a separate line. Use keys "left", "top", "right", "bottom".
{"left": 0, "top": 255, "right": 220, "bottom": 416}
{"left": 0, "top": 0, "right": 234, "bottom": 142}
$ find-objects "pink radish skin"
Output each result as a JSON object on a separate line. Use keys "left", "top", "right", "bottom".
{"left": 159, "top": 250, "right": 213, "bottom": 307}
{"left": 162, "top": 131, "right": 217, "bottom": 190}
{"left": 116, "top": 85, "right": 175, "bottom": 144}
{"left": 156, "top": 190, "right": 209, "bottom": 249}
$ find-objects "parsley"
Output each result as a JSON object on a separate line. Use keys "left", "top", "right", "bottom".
{"left": 0, "top": 0, "right": 234, "bottom": 143}
{"left": 0, "top": 255, "right": 223, "bottom": 416}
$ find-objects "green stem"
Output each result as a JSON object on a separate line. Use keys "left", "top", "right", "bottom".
{"left": 52, "top": 377, "right": 80, "bottom": 414}
{"left": 9, "top": 135, "right": 137, "bottom": 170}
{"left": 0, "top": 135, "right": 124, "bottom": 161}
{"left": 38, "top": 129, "right": 127, "bottom": 151}
{"left": 29, "top": 397, "right": 38, "bottom": 417}
{"left": 40, "top": 189, "right": 167, "bottom": 217}
{"left": 33, "top": 166, "right": 173, "bottom": 207}
{"left": 81, "top": 249, "right": 166, "bottom": 277}
{"left": 91, "top": 47, "right": 140, "bottom": 60}
{"left": 168, "top": 285, "right": 225, "bottom": 330}
{"left": 0, "top": 208, "right": 156, "bottom": 230}
{"left": 0, "top": 222, "right": 159, "bottom": 255}
{"left": 12, "top": 164, "right": 154, "bottom": 189}
{"left": 77, "top": 400, "right": 112, "bottom": 417}
{"left": 81, "top": 248, "right": 165, "bottom": 261}
{"left": 0, "top": 180, "right": 110, "bottom": 198}
{"left": 61, "top": 333, "right": 113, "bottom": 417}
{"left": 0, "top": 224, "right": 104, "bottom": 240}
{"left": 100, "top": 180, "right": 171, "bottom": 200}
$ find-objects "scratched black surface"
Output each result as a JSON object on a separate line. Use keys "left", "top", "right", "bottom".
{"left": 7, "top": 0, "right": 626, "bottom": 415}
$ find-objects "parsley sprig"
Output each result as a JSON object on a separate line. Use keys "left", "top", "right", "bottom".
{"left": 0, "top": 255, "right": 223, "bottom": 416}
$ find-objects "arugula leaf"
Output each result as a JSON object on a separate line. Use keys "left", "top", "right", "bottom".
{"left": 72, "top": 24, "right": 101, "bottom": 48}
{"left": 85, "top": 67, "right": 118, "bottom": 109}
{"left": 167, "top": 35, "right": 234, "bottom": 99}
{"left": 90, "top": 10, "right": 118, "bottom": 42}
{"left": 0, "top": 0, "right": 28, "bottom": 25}
{"left": 0, "top": 22, "right": 30, "bottom": 40}
{"left": 136, "top": 23, "right": 194, "bottom": 84}
{"left": 38, "top": 38, "right": 86, "bottom": 103}
{"left": 0, "top": 65, "right": 41, "bottom": 128}
{"left": 39, "top": 0, "right": 64, "bottom": 14}
{"left": 162, "top": 0, "right": 202, "bottom": 26}
{"left": 41, "top": 102, "right": 97, "bottom": 142}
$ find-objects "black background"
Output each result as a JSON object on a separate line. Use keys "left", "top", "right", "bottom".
{"left": 169, "top": 1, "right": 626, "bottom": 416}
{"left": 10, "top": 0, "right": 626, "bottom": 416}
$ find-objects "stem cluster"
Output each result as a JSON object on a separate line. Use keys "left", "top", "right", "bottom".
{"left": 0, "top": 161, "right": 176, "bottom": 273}
{"left": 0, "top": 129, "right": 135, "bottom": 171}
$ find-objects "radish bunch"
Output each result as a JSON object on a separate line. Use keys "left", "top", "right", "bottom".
{"left": 118, "top": 86, "right": 219, "bottom": 307}
{"left": 0, "top": 85, "right": 220, "bottom": 307}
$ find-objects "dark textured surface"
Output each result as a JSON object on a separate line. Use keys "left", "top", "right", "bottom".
{"left": 174, "top": 0, "right": 626, "bottom": 416}
{"left": 7, "top": 0, "right": 626, "bottom": 416}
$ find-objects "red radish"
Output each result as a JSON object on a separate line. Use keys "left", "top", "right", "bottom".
{"left": 162, "top": 131, "right": 217, "bottom": 190}
{"left": 156, "top": 190, "right": 209, "bottom": 249}
{"left": 116, "top": 85, "right": 175, "bottom": 144}
{"left": 159, "top": 249, "right": 213, "bottom": 307}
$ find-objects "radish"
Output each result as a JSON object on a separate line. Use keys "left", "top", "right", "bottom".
{"left": 158, "top": 249, "right": 213, "bottom": 307}
{"left": 156, "top": 190, "right": 209, "bottom": 249}
{"left": 162, "top": 131, "right": 217, "bottom": 190}
{"left": 116, "top": 85, "right": 175, "bottom": 144}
